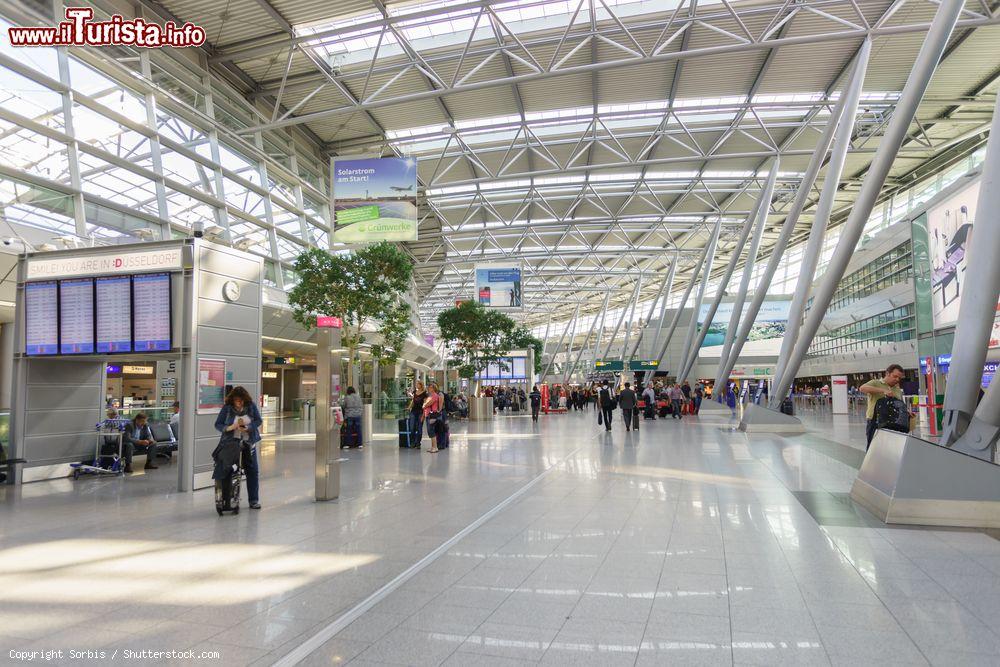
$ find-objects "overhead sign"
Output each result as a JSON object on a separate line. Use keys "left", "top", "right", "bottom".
{"left": 595, "top": 360, "right": 624, "bottom": 371}
{"left": 122, "top": 364, "right": 154, "bottom": 375}
{"left": 628, "top": 360, "right": 659, "bottom": 371}
{"left": 475, "top": 263, "right": 523, "bottom": 310}
{"left": 262, "top": 371, "right": 278, "bottom": 379}
{"left": 332, "top": 157, "right": 418, "bottom": 243}
{"left": 26, "top": 247, "right": 184, "bottom": 280}
{"left": 316, "top": 315, "right": 343, "bottom": 328}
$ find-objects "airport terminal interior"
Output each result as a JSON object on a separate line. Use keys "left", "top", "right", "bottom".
{"left": 1, "top": 0, "right": 1000, "bottom": 665}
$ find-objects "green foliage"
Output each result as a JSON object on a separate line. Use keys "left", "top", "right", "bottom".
{"left": 512, "top": 328, "right": 544, "bottom": 374}
{"left": 288, "top": 242, "right": 414, "bottom": 367}
{"left": 437, "top": 301, "right": 530, "bottom": 379}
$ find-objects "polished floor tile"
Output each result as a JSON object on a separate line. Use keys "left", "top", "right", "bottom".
{"left": 4, "top": 409, "right": 1000, "bottom": 666}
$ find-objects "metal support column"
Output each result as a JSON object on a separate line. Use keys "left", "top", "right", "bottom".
{"left": 942, "top": 92, "right": 1000, "bottom": 455}
{"left": 599, "top": 281, "right": 641, "bottom": 361}
{"left": 645, "top": 256, "right": 678, "bottom": 357}
{"left": 714, "top": 44, "right": 869, "bottom": 396}
{"left": 569, "top": 292, "right": 611, "bottom": 376}
{"left": 678, "top": 162, "right": 778, "bottom": 382}
{"left": 769, "top": 0, "right": 964, "bottom": 409}
{"left": 543, "top": 304, "right": 579, "bottom": 380}
{"left": 589, "top": 290, "right": 612, "bottom": 372}
{"left": 561, "top": 309, "right": 582, "bottom": 384}
{"left": 646, "top": 243, "right": 710, "bottom": 382}
{"left": 620, "top": 274, "right": 644, "bottom": 367}
{"left": 716, "top": 168, "right": 773, "bottom": 382}
{"left": 676, "top": 217, "right": 723, "bottom": 382}
{"left": 774, "top": 41, "right": 873, "bottom": 389}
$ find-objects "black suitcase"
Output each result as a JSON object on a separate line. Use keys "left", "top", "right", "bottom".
{"left": 437, "top": 421, "right": 450, "bottom": 449}
{"left": 398, "top": 418, "right": 418, "bottom": 448}
{"left": 632, "top": 408, "right": 640, "bottom": 430}
{"left": 875, "top": 397, "right": 910, "bottom": 433}
{"left": 215, "top": 472, "right": 241, "bottom": 516}
{"left": 643, "top": 404, "right": 654, "bottom": 420}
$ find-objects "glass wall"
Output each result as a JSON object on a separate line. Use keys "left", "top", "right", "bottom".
{"left": 0, "top": 7, "right": 330, "bottom": 283}
{"left": 809, "top": 304, "right": 916, "bottom": 356}
{"left": 805, "top": 241, "right": 913, "bottom": 314}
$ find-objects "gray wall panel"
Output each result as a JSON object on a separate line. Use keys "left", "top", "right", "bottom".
{"left": 27, "top": 359, "right": 102, "bottom": 385}
{"left": 197, "top": 328, "right": 260, "bottom": 357}
{"left": 23, "top": 433, "right": 94, "bottom": 464}
{"left": 199, "top": 247, "right": 262, "bottom": 282}
{"left": 28, "top": 384, "right": 100, "bottom": 410}
{"left": 197, "top": 300, "right": 259, "bottom": 332}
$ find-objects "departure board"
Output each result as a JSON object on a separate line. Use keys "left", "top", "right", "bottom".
{"left": 132, "top": 273, "right": 171, "bottom": 351}
{"left": 25, "top": 281, "right": 58, "bottom": 355}
{"left": 59, "top": 278, "right": 95, "bottom": 354}
{"left": 95, "top": 275, "right": 132, "bottom": 353}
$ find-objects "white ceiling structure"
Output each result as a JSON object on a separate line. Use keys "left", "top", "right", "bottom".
{"left": 151, "top": 0, "right": 1000, "bottom": 344}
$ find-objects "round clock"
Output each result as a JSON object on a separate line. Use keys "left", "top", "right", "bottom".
{"left": 222, "top": 280, "right": 241, "bottom": 302}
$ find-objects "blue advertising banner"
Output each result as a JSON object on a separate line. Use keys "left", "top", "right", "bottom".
{"left": 475, "top": 263, "right": 523, "bottom": 310}
{"left": 332, "top": 157, "right": 418, "bottom": 243}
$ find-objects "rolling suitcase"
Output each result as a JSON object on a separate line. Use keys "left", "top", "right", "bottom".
{"left": 632, "top": 408, "right": 640, "bottom": 430}
{"left": 398, "top": 418, "right": 418, "bottom": 448}
{"left": 437, "top": 421, "right": 450, "bottom": 449}
{"left": 215, "top": 471, "right": 241, "bottom": 515}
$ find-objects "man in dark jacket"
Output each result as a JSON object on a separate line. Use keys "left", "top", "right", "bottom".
{"left": 529, "top": 385, "right": 542, "bottom": 422}
{"left": 122, "top": 412, "right": 157, "bottom": 473}
{"left": 619, "top": 383, "right": 637, "bottom": 431}
{"left": 598, "top": 383, "right": 614, "bottom": 432}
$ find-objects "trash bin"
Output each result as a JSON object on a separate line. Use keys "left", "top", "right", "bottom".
{"left": 780, "top": 398, "right": 794, "bottom": 416}
{"left": 304, "top": 401, "right": 315, "bottom": 420}
{"left": 362, "top": 404, "right": 373, "bottom": 445}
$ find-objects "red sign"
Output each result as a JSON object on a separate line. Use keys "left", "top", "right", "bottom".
{"left": 832, "top": 379, "right": 847, "bottom": 385}
{"left": 316, "top": 315, "right": 342, "bottom": 328}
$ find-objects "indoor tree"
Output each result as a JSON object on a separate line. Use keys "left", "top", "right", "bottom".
{"left": 437, "top": 301, "right": 542, "bottom": 388}
{"left": 288, "top": 242, "right": 414, "bottom": 388}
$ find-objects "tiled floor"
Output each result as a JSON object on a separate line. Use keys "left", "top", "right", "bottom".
{"left": 2, "top": 408, "right": 999, "bottom": 666}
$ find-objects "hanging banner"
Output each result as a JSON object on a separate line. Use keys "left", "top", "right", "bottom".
{"left": 475, "top": 263, "right": 523, "bottom": 310}
{"left": 332, "top": 157, "right": 418, "bottom": 243}
{"left": 697, "top": 298, "right": 790, "bottom": 348}
{"left": 197, "top": 357, "right": 226, "bottom": 413}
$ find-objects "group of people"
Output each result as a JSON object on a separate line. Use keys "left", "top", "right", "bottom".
{"left": 481, "top": 385, "right": 526, "bottom": 413}
{"left": 592, "top": 380, "right": 706, "bottom": 431}
{"left": 405, "top": 381, "right": 452, "bottom": 453}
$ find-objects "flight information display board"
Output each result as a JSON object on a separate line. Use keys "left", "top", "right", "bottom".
{"left": 95, "top": 275, "right": 132, "bottom": 353}
{"left": 59, "top": 278, "right": 95, "bottom": 354}
{"left": 25, "top": 281, "right": 58, "bottom": 355}
{"left": 132, "top": 273, "right": 171, "bottom": 351}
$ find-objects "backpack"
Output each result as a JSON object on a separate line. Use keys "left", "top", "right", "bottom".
{"left": 443, "top": 392, "right": 456, "bottom": 413}
{"left": 874, "top": 396, "right": 910, "bottom": 433}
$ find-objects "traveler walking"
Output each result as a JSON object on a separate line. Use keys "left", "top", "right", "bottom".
{"left": 619, "top": 382, "right": 637, "bottom": 431}
{"left": 669, "top": 384, "right": 683, "bottom": 419}
{"left": 529, "top": 385, "right": 542, "bottom": 422}
{"left": 598, "top": 382, "right": 615, "bottom": 432}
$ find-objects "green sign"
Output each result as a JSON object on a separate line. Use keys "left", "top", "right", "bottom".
{"left": 594, "top": 360, "right": 624, "bottom": 371}
{"left": 628, "top": 360, "right": 660, "bottom": 371}
{"left": 753, "top": 368, "right": 770, "bottom": 376}
{"left": 335, "top": 205, "right": 379, "bottom": 225}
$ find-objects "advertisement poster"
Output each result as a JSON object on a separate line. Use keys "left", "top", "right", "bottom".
{"left": 332, "top": 157, "right": 418, "bottom": 243}
{"left": 475, "top": 263, "right": 523, "bottom": 310}
{"left": 197, "top": 357, "right": 226, "bottom": 413}
{"left": 697, "top": 298, "right": 790, "bottom": 347}
{"left": 927, "top": 180, "right": 981, "bottom": 327}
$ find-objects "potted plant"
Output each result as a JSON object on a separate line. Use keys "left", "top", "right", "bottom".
{"left": 288, "top": 242, "right": 414, "bottom": 389}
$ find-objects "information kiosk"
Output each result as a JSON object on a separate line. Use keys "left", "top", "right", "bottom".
{"left": 8, "top": 239, "right": 263, "bottom": 492}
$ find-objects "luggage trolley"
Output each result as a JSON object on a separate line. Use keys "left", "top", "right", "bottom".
{"left": 71, "top": 418, "right": 130, "bottom": 479}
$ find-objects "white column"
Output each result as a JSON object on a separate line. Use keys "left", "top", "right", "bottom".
{"left": 769, "top": 0, "right": 964, "bottom": 406}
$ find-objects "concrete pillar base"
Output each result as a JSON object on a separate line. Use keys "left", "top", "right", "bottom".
{"left": 738, "top": 402, "right": 807, "bottom": 434}
{"left": 698, "top": 399, "right": 729, "bottom": 413}
{"left": 851, "top": 429, "right": 1000, "bottom": 528}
